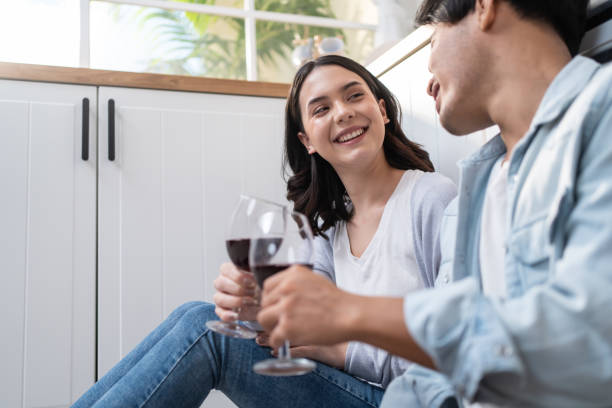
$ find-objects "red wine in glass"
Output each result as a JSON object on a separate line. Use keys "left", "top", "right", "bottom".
{"left": 225, "top": 238, "right": 251, "bottom": 271}
{"left": 252, "top": 263, "right": 313, "bottom": 288}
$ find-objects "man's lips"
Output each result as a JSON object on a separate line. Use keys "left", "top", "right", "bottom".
{"left": 432, "top": 82, "right": 440, "bottom": 103}
{"left": 431, "top": 83, "right": 441, "bottom": 113}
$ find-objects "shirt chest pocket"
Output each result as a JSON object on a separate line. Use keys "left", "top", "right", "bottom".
{"left": 508, "top": 216, "right": 550, "bottom": 290}
{"left": 507, "top": 189, "right": 573, "bottom": 290}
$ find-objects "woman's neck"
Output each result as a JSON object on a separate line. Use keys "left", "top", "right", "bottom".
{"left": 336, "top": 152, "right": 405, "bottom": 217}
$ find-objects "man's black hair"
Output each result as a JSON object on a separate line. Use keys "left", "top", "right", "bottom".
{"left": 415, "top": 0, "right": 589, "bottom": 56}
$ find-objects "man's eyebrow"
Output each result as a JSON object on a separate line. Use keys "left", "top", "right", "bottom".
{"left": 306, "top": 81, "right": 363, "bottom": 108}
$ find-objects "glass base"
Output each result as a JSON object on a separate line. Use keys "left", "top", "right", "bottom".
{"left": 206, "top": 320, "right": 257, "bottom": 339}
{"left": 253, "top": 357, "right": 316, "bottom": 376}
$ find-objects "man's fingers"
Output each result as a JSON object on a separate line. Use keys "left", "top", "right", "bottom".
{"left": 283, "top": 345, "right": 314, "bottom": 358}
{"left": 257, "top": 301, "right": 283, "bottom": 333}
{"left": 260, "top": 270, "right": 297, "bottom": 308}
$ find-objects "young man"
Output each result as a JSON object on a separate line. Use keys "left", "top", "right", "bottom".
{"left": 258, "top": 0, "right": 612, "bottom": 406}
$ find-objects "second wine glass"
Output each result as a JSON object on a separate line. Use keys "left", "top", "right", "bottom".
{"left": 249, "top": 210, "right": 317, "bottom": 376}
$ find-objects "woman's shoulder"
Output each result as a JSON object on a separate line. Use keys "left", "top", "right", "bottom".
{"left": 409, "top": 171, "right": 457, "bottom": 214}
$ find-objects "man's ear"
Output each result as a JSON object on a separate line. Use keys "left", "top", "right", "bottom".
{"left": 476, "top": 0, "right": 496, "bottom": 31}
{"left": 298, "top": 131, "right": 316, "bottom": 155}
{"left": 378, "top": 99, "right": 390, "bottom": 124}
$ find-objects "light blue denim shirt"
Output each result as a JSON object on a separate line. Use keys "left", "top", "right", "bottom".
{"left": 382, "top": 56, "right": 612, "bottom": 407}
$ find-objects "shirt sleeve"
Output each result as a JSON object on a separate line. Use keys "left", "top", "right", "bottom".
{"left": 345, "top": 341, "right": 414, "bottom": 388}
{"left": 410, "top": 173, "right": 458, "bottom": 288}
{"left": 402, "top": 90, "right": 612, "bottom": 406}
{"left": 312, "top": 228, "right": 335, "bottom": 283}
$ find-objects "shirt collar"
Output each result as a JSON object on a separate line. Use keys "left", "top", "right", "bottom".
{"left": 529, "top": 56, "right": 600, "bottom": 130}
{"left": 460, "top": 56, "right": 600, "bottom": 167}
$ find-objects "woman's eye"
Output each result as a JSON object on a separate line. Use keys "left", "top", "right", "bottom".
{"left": 349, "top": 92, "right": 364, "bottom": 100}
{"left": 313, "top": 106, "right": 328, "bottom": 116}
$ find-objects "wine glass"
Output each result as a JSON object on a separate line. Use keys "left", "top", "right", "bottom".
{"left": 206, "top": 194, "right": 286, "bottom": 339}
{"left": 249, "top": 210, "right": 317, "bottom": 376}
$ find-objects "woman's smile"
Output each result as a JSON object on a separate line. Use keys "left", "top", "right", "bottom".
{"left": 334, "top": 126, "right": 368, "bottom": 144}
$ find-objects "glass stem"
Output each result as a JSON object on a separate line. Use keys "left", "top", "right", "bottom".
{"left": 278, "top": 340, "right": 291, "bottom": 360}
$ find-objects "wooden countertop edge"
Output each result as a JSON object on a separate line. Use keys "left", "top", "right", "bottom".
{"left": 0, "top": 62, "right": 290, "bottom": 98}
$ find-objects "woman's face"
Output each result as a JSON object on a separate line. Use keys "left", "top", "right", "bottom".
{"left": 297, "top": 65, "right": 389, "bottom": 170}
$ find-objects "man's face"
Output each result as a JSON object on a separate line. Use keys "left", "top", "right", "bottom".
{"left": 427, "top": 17, "right": 495, "bottom": 135}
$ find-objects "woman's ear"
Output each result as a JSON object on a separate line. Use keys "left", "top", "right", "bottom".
{"left": 298, "top": 132, "right": 316, "bottom": 155}
{"left": 378, "top": 99, "right": 390, "bottom": 124}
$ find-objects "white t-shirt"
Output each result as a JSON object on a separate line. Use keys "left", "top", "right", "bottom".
{"left": 479, "top": 156, "right": 509, "bottom": 298}
{"left": 333, "top": 170, "right": 425, "bottom": 296}
{"left": 470, "top": 156, "right": 509, "bottom": 408}
{"left": 311, "top": 170, "right": 458, "bottom": 387}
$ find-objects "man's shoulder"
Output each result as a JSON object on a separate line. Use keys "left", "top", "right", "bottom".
{"left": 582, "top": 61, "right": 612, "bottom": 107}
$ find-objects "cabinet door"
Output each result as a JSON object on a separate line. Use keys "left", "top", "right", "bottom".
{"left": 0, "top": 80, "right": 97, "bottom": 407}
{"left": 97, "top": 86, "right": 286, "bottom": 378}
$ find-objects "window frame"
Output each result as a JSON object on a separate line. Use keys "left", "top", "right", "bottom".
{"left": 84, "top": 0, "right": 377, "bottom": 80}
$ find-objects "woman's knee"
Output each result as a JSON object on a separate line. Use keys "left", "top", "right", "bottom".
{"left": 173, "top": 302, "right": 218, "bottom": 332}
{"left": 167, "top": 301, "right": 215, "bottom": 324}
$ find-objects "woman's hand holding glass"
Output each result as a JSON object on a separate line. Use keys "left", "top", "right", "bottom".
{"left": 207, "top": 194, "right": 285, "bottom": 339}
{"left": 212, "top": 262, "right": 259, "bottom": 322}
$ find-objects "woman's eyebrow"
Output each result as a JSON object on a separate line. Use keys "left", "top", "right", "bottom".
{"left": 306, "top": 81, "right": 363, "bottom": 109}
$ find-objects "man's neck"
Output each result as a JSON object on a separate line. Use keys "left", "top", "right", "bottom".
{"left": 485, "top": 17, "right": 572, "bottom": 159}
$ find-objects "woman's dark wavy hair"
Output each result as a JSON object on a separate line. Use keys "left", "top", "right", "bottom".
{"left": 415, "top": 0, "right": 588, "bottom": 56}
{"left": 283, "top": 55, "right": 434, "bottom": 237}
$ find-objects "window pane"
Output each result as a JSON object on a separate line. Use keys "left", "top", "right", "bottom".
{"left": 255, "top": 0, "right": 377, "bottom": 26}
{"left": 160, "top": 0, "right": 243, "bottom": 7}
{"left": 256, "top": 22, "right": 375, "bottom": 83}
{"left": 0, "top": 0, "right": 79, "bottom": 67}
{"left": 90, "top": 2, "right": 246, "bottom": 79}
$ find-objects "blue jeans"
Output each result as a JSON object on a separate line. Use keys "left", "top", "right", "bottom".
{"left": 72, "top": 302, "right": 384, "bottom": 408}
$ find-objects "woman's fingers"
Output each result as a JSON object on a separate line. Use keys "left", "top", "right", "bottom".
{"left": 255, "top": 333, "right": 270, "bottom": 347}
{"left": 214, "top": 262, "right": 256, "bottom": 296}
{"left": 214, "top": 305, "right": 238, "bottom": 322}
{"left": 213, "top": 291, "right": 245, "bottom": 310}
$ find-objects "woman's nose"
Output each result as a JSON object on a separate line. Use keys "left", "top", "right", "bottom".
{"left": 334, "top": 101, "right": 354, "bottom": 123}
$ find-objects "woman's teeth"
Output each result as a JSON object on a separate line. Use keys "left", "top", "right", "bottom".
{"left": 337, "top": 128, "right": 364, "bottom": 143}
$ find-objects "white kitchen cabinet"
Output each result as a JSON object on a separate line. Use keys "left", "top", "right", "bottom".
{"left": 0, "top": 80, "right": 97, "bottom": 407}
{"left": 1, "top": 79, "right": 285, "bottom": 407}
{"left": 96, "top": 86, "right": 285, "bottom": 406}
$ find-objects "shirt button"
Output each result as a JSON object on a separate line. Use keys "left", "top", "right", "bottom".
{"left": 495, "top": 344, "right": 513, "bottom": 358}
{"left": 444, "top": 274, "right": 449, "bottom": 284}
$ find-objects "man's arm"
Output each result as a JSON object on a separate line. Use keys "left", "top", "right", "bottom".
{"left": 257, "top": 267, "right": 435, "bottom": 370}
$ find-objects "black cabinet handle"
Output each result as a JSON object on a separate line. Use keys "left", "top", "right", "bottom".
{"left": 108, "top": 99, "right": 115, "bottom": 161}
{"left": 81, "top": 98, "right": 89, "bottom": 161}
